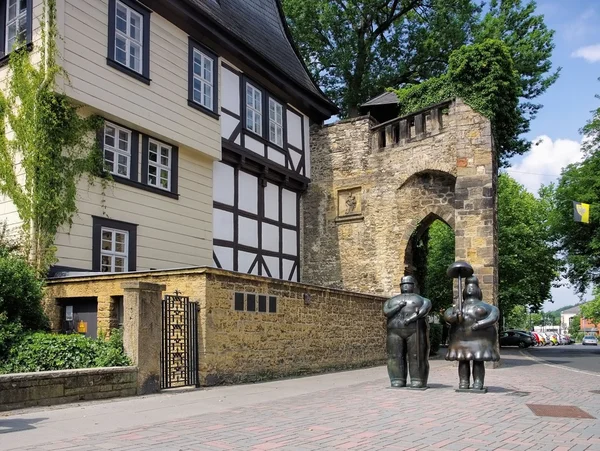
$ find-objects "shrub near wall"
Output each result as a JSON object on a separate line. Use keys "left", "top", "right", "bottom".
{"left": 1, "top": 329, "right": 130, "bottom": 374}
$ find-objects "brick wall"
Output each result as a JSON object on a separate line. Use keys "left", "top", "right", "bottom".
{"left": 0, "top": 367, "right": 137, "bottom": 412}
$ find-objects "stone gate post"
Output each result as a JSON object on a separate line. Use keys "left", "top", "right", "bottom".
{"left": 121, "top": 281, "right": 166, "bottom": 395}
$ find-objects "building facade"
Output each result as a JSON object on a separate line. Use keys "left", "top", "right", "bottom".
{"left": 0, "top": 0, "right": 336, "bottom": 281}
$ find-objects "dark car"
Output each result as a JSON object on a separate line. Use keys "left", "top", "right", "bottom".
{"left": 499, "top": 330, "right": 533, "bottom": 348}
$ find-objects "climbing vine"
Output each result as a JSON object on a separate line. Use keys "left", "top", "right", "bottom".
{"left": 392, "top": 39, "right": 524, "bottom": 166}
{"left": 0, "top": 0, "right": 105, "bottom": 274}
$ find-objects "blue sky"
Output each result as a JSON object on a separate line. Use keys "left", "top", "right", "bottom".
{"left": 506, "top": 0, "right": 600, "bottom": 310}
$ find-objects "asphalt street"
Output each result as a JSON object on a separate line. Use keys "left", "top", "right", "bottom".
{"left": 524, "top": 343, "right": 600, "bottom": 374}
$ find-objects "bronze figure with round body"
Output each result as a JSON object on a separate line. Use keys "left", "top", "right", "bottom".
{"left": 383, "top": 275, "right": 432, "bottom": 389}
{"left": 443, "top": 274, "right": 500, "bottom": 391}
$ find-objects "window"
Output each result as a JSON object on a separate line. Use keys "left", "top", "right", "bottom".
{"left": 141, "top": 135, "right": 179, "bottom": 197}
{"left": 114, "top": 1, "right": 143, "bottom": 73}
{"left": 233, "top": 292, "right": 277, "bottom": 313}
{"left": 103, "top": 122, "right": 132, "bottom": 178}
{"left": 188, "top": 39, "right": 218, "bottom": 117}
{"left": 246, "top": 83, "right": 262, "bottom": 136}
{"left": 192, "top": 49, "right": 213, "bottom": 109}
{"left": 100, "top": 227, "right": 128, "bottom": 272}
{"left": 107, "top": 0, "right": 151, "bottom": 83}
{"left": 269, "top": 98, "right": 283, "bottom": 147}
{"left": 5, "top": 0, "right": 25, "bottom": 53}
{"left": 147, "top": 139, "right": 171, "bottom": 190}
{"left": 0, "top": 0, "right": 31, "bottom": 59}
{"left": 92, "top": 217, "right": 137, "bottom": 273}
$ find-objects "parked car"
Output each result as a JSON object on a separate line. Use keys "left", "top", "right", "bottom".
{"left": 537, "top": 333, "right": 547, "bottom": 346}
{"left": 582, "top": 335, "right": 598, "bottom": 346}
{"left": 499, "top": 330, "right": 533, "bottom": 348}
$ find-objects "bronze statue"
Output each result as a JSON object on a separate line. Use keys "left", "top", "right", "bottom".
{"left": 383, "top": 275, "right": 432, "bottom": 389}
{"left": 444, "top": 262, "right": 499, "bottom": 392}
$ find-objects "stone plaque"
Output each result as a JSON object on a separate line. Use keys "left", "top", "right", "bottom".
{"left": 337, "top": 187, "right": 362, "bottom": 217}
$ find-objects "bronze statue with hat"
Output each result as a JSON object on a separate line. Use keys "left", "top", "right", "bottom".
{"left": 383, "top": 275, "right": 432, "bottom": 389}
{"left": 445, "top": 261, "right": 500, "bottom": 393}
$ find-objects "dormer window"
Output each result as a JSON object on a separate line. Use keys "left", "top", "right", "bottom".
{"left": 246, "top": 83, "right": 262, "bottom": 136}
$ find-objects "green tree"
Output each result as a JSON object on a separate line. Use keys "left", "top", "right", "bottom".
{"left": 282, "top": 0, "right": 558, "bottom": 126}
{"left": 393, "top": 39, "right": 523, "bottom": 163}
{"left": 568, "top": 314, "right": 581, "bottom": 336}
{"left": 580, "top": 291, "right": 600, "bottom": 325}
{"left": 498, "top": 175, "right": 559, "bottom": 315}
{"left": 423, "top": 174, "right": 559, "bottom": 318}
{"left": 0, "top": 0, "right": 104, "bottom": 274}
{"left": 543, "top": 86, "right": 600, "bottom": 294}
{"left": 422, "top": 220, "right": 454, "bottom": 313}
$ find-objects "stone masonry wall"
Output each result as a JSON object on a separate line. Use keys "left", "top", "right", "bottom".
{"left": 45, "top": 268, "right": 386, "bottom": 387}
{"left": 0, "top": 367, "right": 137, "bottom": 412}
{"left": 201, "top": 271, "right": 386, "bottom": 385}
{"left": 304, "top": 98, "right": 498, "bottom": 304}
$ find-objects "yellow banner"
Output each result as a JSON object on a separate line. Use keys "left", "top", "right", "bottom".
{"left": 573, "top": 201, "right": 590, "bottom": 223}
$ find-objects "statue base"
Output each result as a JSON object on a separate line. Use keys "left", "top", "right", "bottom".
{"left": 455, "top": 387, "right": 488, "bottom": 394}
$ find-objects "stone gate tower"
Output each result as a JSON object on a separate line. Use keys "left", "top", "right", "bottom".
{"left": 302, "top": 98, "right": 498, "bottom": 304}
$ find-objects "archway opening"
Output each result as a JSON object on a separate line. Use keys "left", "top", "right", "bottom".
{"left": 405, "top": 218, "right": 455, "bottom": 345}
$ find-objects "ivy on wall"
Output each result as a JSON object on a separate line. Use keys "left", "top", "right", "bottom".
{"left": 0, "top": 0, "right": 105, "bottom": 274}
{"left": 392, "top": 39, "right": 523, "bottom": 166}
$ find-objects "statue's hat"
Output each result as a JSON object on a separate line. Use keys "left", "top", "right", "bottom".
{"left": 400, "top": 275, "right": 416, "bottom": 285}
{"left": 465, "top": 275, "right": 479, "bottom": 286}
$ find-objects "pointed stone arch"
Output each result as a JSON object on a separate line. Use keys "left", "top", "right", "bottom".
{"left": 304, "top": 98, "right": 498, "bottom": 305}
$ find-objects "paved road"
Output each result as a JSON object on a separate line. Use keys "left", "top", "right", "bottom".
{"left": 524, "top": 344, "right": 600, "bottom": 374}
{"left": 2, "top": 350, "right": 600, "bottom": 451}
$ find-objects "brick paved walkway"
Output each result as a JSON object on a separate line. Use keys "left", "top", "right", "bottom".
{"left": 2, "top": 350, "right": 600, "bottom": 450}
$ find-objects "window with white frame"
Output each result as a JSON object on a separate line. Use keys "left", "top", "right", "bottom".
{"left": 5, "top": 0, "right": 27, "bottom": 54}
{"left": 192, "top": 48, "right": 214, "bottom": 110}
{"left": 147, "top": 138, "right": 171, "bottom": 190}
{"left": 246, "top": 83, "right": 262, "bottom": 136}
{"left": 103, "top": 123, "right": 131, "bottom": 178}
{"left": 100, "top": 227, "right": 129, "bottom": 272}
{"left": 269, "top": 99, "right": 283, "bottom": 147}
{"left": 114, "top": 0, "right": 143, "bottom": 74}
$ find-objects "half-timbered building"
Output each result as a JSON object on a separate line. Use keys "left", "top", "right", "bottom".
{"left": 0, "top": 0, "right": 337, "bottom": 282}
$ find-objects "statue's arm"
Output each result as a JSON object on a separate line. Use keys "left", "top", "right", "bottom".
{"left": 406, "top": 297, "right": 433, "bottom": 324}
{"left": 473, "top": 305, "right": 500, "bottom": 330}
{"left": 383, "top": 298, "right": 404, "bottom": 318}
{"left": 417, "top": 297, "right": 432, "bottom": 319}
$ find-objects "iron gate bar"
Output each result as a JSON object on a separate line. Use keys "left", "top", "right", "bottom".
{"left": 160, "top": 294, "right": 199, "bottom": 389}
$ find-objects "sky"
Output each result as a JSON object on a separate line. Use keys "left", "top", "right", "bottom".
{"left": 506, "top": 0, "right": 600, "bottom": 311}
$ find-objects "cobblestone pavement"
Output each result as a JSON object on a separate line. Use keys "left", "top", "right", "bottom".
{"left": 1, "top": 350, "right": 600, "bottom": 451}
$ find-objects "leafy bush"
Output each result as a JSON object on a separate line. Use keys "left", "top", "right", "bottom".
{"left": 0, "top": 247, "right": 48, "bottom": 331}
{"left": 0, "top": 329, "right": 130, "bottom": 374}
{"left": 0, "top": 312, "right": 23, "bottom": 360}
{"left": 429, "top": 323, "right": 443, "bottom": 356}
{"left": 574, "top": 332, "right": 585, "bottom": 343}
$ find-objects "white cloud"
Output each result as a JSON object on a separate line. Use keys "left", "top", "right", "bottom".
{"left": 571, "top": 43, "right": 600, "bottom": 63}
{"left": 506, "top": 135, "right": 584, "bottom": 195}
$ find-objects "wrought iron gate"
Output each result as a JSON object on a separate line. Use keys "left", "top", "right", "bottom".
{"left": 160, "top": 293, "right": 199, "bottom": 389}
